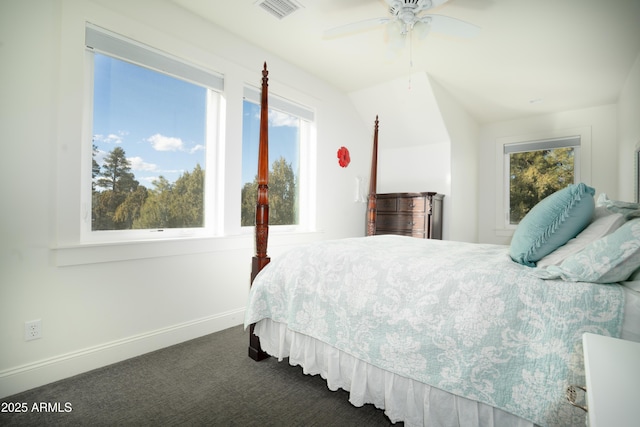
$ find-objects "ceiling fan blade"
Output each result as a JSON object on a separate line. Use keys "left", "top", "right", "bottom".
{"left": 419, "top": 14, "right": 480, "bottom": 38}
{"left": 323, "top": 17, "right": 391, "bottom": 39}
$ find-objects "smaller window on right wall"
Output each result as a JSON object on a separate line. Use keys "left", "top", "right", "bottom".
{"left": 505, "top": 136, "right": 580, "bottom": 225}
{"left": 495, "top": 128, "right": 591, "bottom": 234}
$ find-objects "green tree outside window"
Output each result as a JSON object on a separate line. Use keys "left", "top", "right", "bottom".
{"left": 509, "top": 147, "right": 575, "bottom": 224}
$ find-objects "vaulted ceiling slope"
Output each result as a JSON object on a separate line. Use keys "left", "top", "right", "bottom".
{"left": 349, "top": 72, "right": 450, "bottom": 147}
{"left": 173, "top": 0, "right": 640, "bottom": 124}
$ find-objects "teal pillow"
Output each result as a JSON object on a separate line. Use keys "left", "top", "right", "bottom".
{"left": 510, "top": 183, "right": 595, "bottom": 266}
{"left": 533, "top": 218, "right": 640, "bottom": 283}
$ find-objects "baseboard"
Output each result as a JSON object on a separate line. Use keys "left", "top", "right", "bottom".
{"left": 0, "top": 309, "right": 245, "bottom": 398}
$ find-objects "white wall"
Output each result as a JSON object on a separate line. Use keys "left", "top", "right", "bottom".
{"left": 348, "top": 73, "right": 451, "bottom": 149}
{"left": 431, "top": 78, "right": 480, "bottom": 243}
{"left": 618, "top": 51, "right": 640, "bottom": 202}
{"left": 477, "top": 105, "right": 619, "bottom": 245}
{"left": 377, "top": 143, "right": 450, "bottom": 195}
{"left": 0, "top": 0, "right": 372, "bottom": 397}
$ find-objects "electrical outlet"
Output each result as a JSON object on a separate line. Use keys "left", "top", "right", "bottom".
{"left": 25, "top": 319, "right": 42, "bottom": 341}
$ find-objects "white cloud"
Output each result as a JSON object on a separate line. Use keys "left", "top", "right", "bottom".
{"left": 94, "top": 148, "right": 107, "bottom": 165}
{"left": 160, "top": 169, "right": 184, "bottom": 175}
{"left": 254, "top": 110, "right": 299, "bottom": 128}
{"left": 94, "top": 132, "right": 126, "bottom": 144}
{"left": 127, "top": 156, "right": 158, "bottom": 172}
{"left": 270, "top": 110, "right": 299, "bottom": 128}
{"left": 147, "top": 133, "right": 184, "bottom": 151}
{"left": 189, "top": 144, "right": 205, "bottom": 154}
{"left": 139, "top": 176, "right": 158, "bottom": 185}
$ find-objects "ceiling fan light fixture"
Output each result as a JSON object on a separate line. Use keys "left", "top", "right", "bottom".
{"left": 413, "top": 20, "right": 431, "bottom": 39}
{"left": 255, "top": 0, "right": 303, "bottom": 20}
{"left": 387, "top": 21, "right": 407, "bottom": 50}
{"left": 324, "top": 0, "right": 478, "bottom": 44}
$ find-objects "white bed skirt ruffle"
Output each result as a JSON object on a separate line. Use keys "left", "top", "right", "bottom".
{"left": 254, "top": 319, "right": 537, "bottom": 427}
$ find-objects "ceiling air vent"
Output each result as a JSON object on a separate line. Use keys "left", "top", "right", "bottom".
{"left": 255, "top": 0, "right": 303, "bottom": 20}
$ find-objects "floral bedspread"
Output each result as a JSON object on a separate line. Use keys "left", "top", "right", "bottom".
{"left": 244, "top": 235, "right": 624, "bottom": 426}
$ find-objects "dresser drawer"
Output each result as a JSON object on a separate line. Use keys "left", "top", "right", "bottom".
{"left": 376, "top": 197, "right": 398, "bottom": 212}
{"left": 398, "top": 197, "right": 427, "bottom": 213}
{"left": 376, "top": 213, "right": 426, "bottom": 232}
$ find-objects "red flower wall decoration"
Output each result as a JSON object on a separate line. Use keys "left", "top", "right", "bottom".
{"left": 337, "top": 146, "right": 350, "bottom": 168}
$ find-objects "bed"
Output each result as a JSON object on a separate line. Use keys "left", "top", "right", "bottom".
{"left": 244, "top": 64, "right": 640, "bottom": 427}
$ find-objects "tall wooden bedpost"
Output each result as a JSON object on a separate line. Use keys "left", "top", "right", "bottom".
{"left": 366, "top": 116, "right": 379, "bottom": 236}
{"left": 248, "top": 62, "right": 270, "bottom": 361}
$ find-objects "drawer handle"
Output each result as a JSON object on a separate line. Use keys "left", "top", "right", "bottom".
{"left": 566, "top": 385, "right": 588, "bottom": 412}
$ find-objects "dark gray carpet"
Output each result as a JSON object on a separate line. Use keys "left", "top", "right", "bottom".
{"left": 1, "top": 325, "right": 400, "bottom": 426}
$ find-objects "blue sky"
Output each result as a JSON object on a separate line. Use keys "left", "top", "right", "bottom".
{"left": 241, "top": 102, "right": 300, "bottom": 185}
{"left": 93, "top": 53, "right": 299, "bottom": 190}
{"left": 93, "top": 54, "right": 206, "bottom": 188}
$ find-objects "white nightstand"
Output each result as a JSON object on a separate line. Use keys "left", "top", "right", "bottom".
{"left": 582, "top": 333, "right": 640, "bottom": 427}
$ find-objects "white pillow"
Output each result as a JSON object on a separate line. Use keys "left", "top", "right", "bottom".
{"left": 536, "top": 211, "right": 625, "bottom": 267}
{"left": 622, "top": 267, "right": 640, "bottom": 291}
{"left": 533, "top": 218, "right": 640, "bottom": 283}
{"left": 597, "top": 193, "right": 640, "bottom": 219}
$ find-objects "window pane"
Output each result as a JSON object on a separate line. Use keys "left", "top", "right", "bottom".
{"left": 241, "top": 100, "right": 300, "bottom": 226}
{"left": 509, "top": 147, "right": 575, "bottom": 224}
{"left": 91, "top": 53, "right": 207, "bottom": 231}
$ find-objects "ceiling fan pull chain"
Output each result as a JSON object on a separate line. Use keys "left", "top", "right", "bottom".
{"left": 409, "top": 28, "right": 414, "bottom": 68}
{"left": 408, "top": 30, "right": 413, "bottom": 90}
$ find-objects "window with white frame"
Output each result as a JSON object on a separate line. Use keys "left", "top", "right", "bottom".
{"left": 84, "top": 24, "right": 223, "bottom": 242}
{"left": 240, "top": 87, "right": 315, "bottom": 229}
{"left": 503, "top": 136, "right": 581, "bottom": 226}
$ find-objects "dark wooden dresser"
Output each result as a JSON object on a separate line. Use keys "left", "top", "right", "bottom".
{"left": 373, "top": 192, "right": 443, "bottom": 239}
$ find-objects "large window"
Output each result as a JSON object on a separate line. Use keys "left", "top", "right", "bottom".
{"left": 84, "top": 24, "right": 223, "bottom": 241}
{"left": 504, "top": 136, "right": 580, "bottom": 225}
{"left": 240, "top": 87, "right": 314, "bottom": 228}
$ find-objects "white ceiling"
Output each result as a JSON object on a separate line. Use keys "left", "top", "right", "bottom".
{"left": 173, "top": 0, "right": 640, "bottom": 124}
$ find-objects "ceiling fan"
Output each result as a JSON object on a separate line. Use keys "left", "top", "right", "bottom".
{"left": 324, "top": 0, "right": 479, "bottom": 42}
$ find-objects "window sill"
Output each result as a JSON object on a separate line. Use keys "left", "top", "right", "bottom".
{"left": 53, "top": 230, "right": 324, "bottom": 267}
